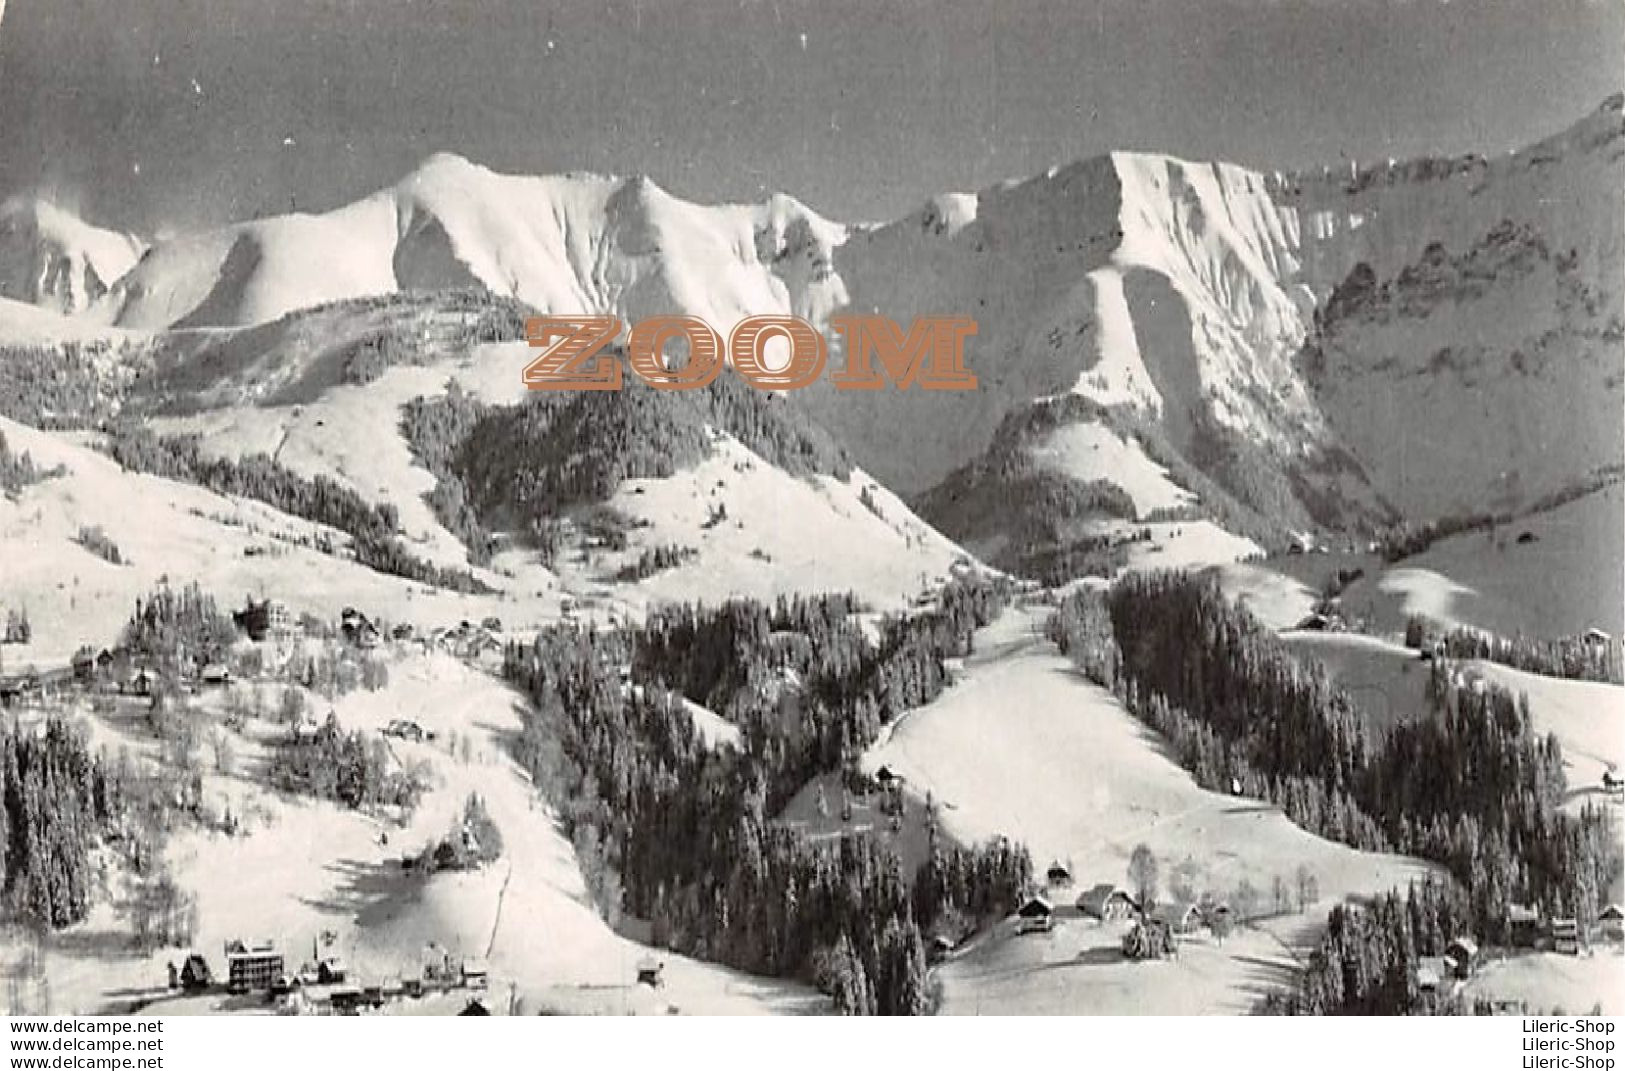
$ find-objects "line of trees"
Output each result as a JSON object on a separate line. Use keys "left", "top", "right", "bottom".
{"left": 1263, "top": 877, "right": 1475, "bottom": 1015}
{"left": 1048, "top": 572, "right": 1621, "bottom": 945}
{"left": 122, "top": 583, "right": 240, "bottom": 675}
{"left": 504, "top": 578, "right": 1024, "bottom": 1013}
{"left": 1435, "top": 624, "right": 1622, "bottom": 685}
{"left": 0, "top": 429, "right": 60, "bottom": 494}
{"left": 0, "top": 721, "right": 125, "bottom": 928}
{"left": 0, "top": 341, "right": 131, "bottom": 430}
{"left": 102, "top": 424, "right": 489, "bottom": 593}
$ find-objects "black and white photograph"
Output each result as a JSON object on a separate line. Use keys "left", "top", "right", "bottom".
{"left": 0, "top": 0, "right": 1619, "bottom": 1034}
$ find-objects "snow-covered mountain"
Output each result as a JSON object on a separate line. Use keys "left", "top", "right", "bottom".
{"left": 811, "top": 93, "right": 1623, "bottom": 529}
{"left": 87, "top": 153, "right": 849, "bottom": 334}
{"left": 12, "top": 96, "right": 1621, "bottom": 544}
{"left": 0, "top": 197, "right": 145, "bottom": 314}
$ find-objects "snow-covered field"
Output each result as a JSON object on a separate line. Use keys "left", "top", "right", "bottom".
{"left": 1342, "top": 483, "right": 1625, "bottom": 640}
{"left": 1027, "top": 421, "right": 1194, "bottom": 517}
{"left": 580, "top": 434, "right": 964, "bottom": 613}
{"left": 1210, "top": 562, "right": 1318, "bottom": 631}
{"left": 0, "top": 416, "right": 509, "bottom": 668}
{"left": 1462, "top": 948, "right": 1625, "bottom": 1016}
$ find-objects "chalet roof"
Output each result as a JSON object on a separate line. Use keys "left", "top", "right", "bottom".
{"left": 225, "top": 939, "right": 278, "bottom": 959}
{"left": 1446, "top": 936, "right": 1478, "bottom": 958}
{"left": 1148, "top": 900, "right": 1201, "bottom": 926}
{"left": 1017, "top": 895, "right": 1054, "bottom": 918}
{"left": 1508, "top": 903, "right": 1541, "bottom": 923}
{"left": 1599, "top": 904, "right": 1625, "bottom": 921}
{"left": 1077, "top": 883, "right": 1133, "bottom": 911}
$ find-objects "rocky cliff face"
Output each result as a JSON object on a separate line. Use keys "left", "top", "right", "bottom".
{"left": 0, "top": 197, "right": 144, "bottom": 315}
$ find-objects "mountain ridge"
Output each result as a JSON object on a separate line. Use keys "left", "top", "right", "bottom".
{"left": 4, "top": 95, "right": 1619, "bottom": 562}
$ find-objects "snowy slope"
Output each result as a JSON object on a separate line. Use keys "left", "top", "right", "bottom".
{"left": 0, "top": 198, "right": 145, "bottom": 314}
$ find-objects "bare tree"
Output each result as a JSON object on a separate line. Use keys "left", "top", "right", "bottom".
{"left": 1234, "top": 877, "right": 1260, "bottom": 922}
{"left": 1295, "top": 864, "right": 1318, "bottom": 913}
{"left": 210, "top": 729, "right": 237, "bottom": 776}
{"left": 1128, "top": 843, "right": 1159, "bottom": 914}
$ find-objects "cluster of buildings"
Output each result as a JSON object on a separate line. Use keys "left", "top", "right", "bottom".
{"left": 1010, "top": 862, "right": 1231, "bottom": 943}
{"left": 167, "top": 937, "right": 489, "bottom": 1015}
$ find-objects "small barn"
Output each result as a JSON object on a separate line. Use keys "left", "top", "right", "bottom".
{"left": 1149, "top": 900, "right": 1204, "bottom": 935}
{"left": 1016, "top": 895, "right": 1054, "bottom": 934}
{"left": 1076, "top": 884, "right": 1136, "bottom": 922}
{"left": 1443, "top": 936, "right": 1478, "bottom": 978}
{"left": 1045, "top": 860, "right": 1074, "bottom": 888}
{"left": 1508, "top": 903, "right": 1542, "bottom": 947}
{"left": 1599, "top": 904, "right": 1624, "bottom": 942}
{"left": 1551, "top": 917, "right": 1580, "bottom": 955}
{"left": 71, "top": 646, "right": 97, "bottom": 683}
{"left": 180, "top": 953, "right": 212, "bottom": 991}
{"left": 341, "top": 609, "right": 381, "bottom": 649}
{"left": 328, "top": 988, "right": 363, "bottom": 1013}
{"left": 125, "top": 669, "right": 153, "bottom": 697}
{"left": 874, "top": 765, "right": 905, "bottom": 790}
{"left": 461, "top": 958, "right": 489, "bottom": 990}
{"left": 636, "top": 957, "right": 665, "bottom": 988}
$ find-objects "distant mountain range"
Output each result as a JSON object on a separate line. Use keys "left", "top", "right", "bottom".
{"left": 1, "top": 94, "right": 1619, "bottom": 573}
